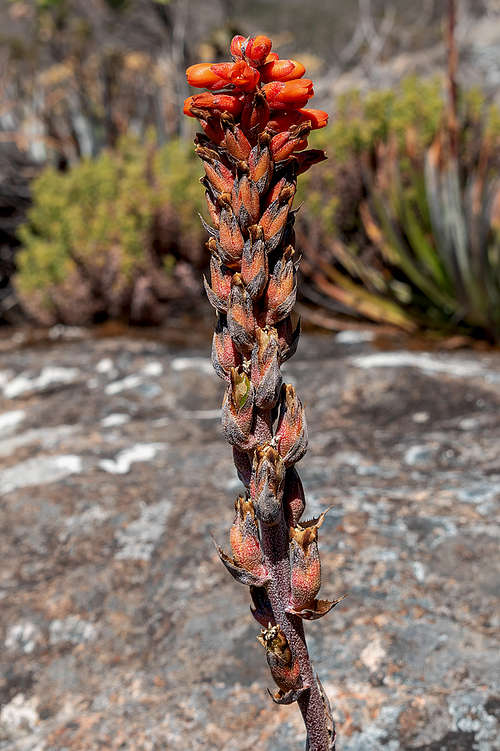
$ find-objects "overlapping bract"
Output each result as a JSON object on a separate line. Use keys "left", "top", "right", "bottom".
{"left": 185, "top": 34, "right": 338, "bottom": 709}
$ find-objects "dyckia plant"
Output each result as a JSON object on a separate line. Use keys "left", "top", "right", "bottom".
{"left": 184, "top": 34, "right": 340, "bottom": 751}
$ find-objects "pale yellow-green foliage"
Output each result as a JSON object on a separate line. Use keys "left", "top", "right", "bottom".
{"left": 15, "top": 135, "right": 204, "bottom": 312}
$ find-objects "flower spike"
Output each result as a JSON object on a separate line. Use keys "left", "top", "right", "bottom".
{"left": 184, "top": 33, "right": 340, "bottom": 751}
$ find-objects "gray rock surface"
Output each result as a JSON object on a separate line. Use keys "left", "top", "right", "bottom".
{"left": 0, "top": 329, "right": 499, "bottom": 750}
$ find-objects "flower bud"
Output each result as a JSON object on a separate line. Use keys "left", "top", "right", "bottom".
{"left": 221, "top": 367, "right": 255, "bottom": 449}
{"left": 242, "top": 35, "right": 272, "bottom": 66}
{"left": 250, "top": 443, "right": 285, "bottom": 526}
{"left": 264, "top": 245, "right": 297, "bottom": 323}
{"left": 218, "top": 208, "right": 245, "bottom": 265}
{"left": 198, "top": 211, "right": 219, "bottom": 242}
{"left": 204, "top": 277, "right": 226, "bottom": 314}
{"left": 270, "top": 123, "right": 311, "bottom": 162}
{"left": 283, "top": 467, "right": 305, "bottom": 527}
{"left": 196, "top": 149, "right": 235, "bottom": 194}
{"left": 232, "top": 174, "right": 260, "bottom": 228}
{"left": 275, "top": 383, "right": 307, "bottom": 466}
{"left": 251, "top": 326, "right": 282, "bottom": 409}
{"left": 289, "top": 512, "right": 327, "bottom": 611}
{"left": 204, "top": 250, "right": 232, "bottom": 312}
{"left": 222, "top": 121, "right": 252, "bottom": 161}
{"left": 259, "top": 198, "right": 291, "bottom": 252}
{"left": 227, "top": 274, "right": 256, "bottom": 352}
{"left": 262, "top": 80, "right": 314, "bottom": 111}
{"left": 287, "top": 511, "right": 343, "bottom": 620}
{"left": 191, "top": 111, "right": 225, "bottom": 143}
{"left": 261, "top": 176, "right": 283, "bottom": 207}
{"left": 229, "top": 496, "right": 267, "bottom": 579}
{"left": 261, "top": 59, "right": 306, "bottom": 82}
{"left": 212, "top": 314, "right": 241, "bottom": 380}
{"left": 248, "top": 140, "right": 272, "bottom": 194}
{"left": 241, "top": 225, "right": 268, "bottom": 299}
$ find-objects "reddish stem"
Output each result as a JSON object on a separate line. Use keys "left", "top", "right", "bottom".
{"left": 260, "top": 521, "right": 331, "bottom": 750}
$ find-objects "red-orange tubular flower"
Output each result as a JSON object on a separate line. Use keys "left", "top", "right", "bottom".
{"left": 268, "top": 108, "right": 329, "bottom": 132}
{"left": 262, "top": 79, "right": 314, "bottom": 110}
{"left": 230, "top": 34, "right": 273, "bottom": 64}
{"left": 186, "top": 63, "right": 229, "bottom": 90}
{"left": 187, "top": 61, "right": 260, "bottom": 92}
{"left": 212, "top": 61, "right": 260, "bottom": 91}
{"left": 183, "top": 93, "right": 244, "bottom": 118}
{"left": 183, "top": 34, "right": 337, "bottom": 751}
{"left": 261, "top": 58, "right": 306, "bottom": 82}
{"left": 242, "top": 34, "right": 273, "bottom": 65}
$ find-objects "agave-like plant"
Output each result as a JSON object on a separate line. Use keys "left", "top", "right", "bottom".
{"left": 299, "top": 0, "right": 500, "bottom": 342}
{"left": 299, "top": 132, "right": 500, "bottom": 342}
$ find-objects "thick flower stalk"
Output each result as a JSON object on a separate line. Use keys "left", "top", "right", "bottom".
{"left": 184, "top": 34, "right": 341, "bottom": 751}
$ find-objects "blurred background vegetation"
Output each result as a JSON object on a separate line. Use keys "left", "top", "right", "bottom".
{"left": 2, "top": 0, "right": 500, "bottom": 341}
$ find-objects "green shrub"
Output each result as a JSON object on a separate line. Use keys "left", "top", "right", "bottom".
{"left": 15, "top": 135, "right": 205, "bottom": 324}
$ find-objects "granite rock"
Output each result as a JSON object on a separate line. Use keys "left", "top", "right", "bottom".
{"left": 0, "top": 329, "right": 499, "bottom": 750}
